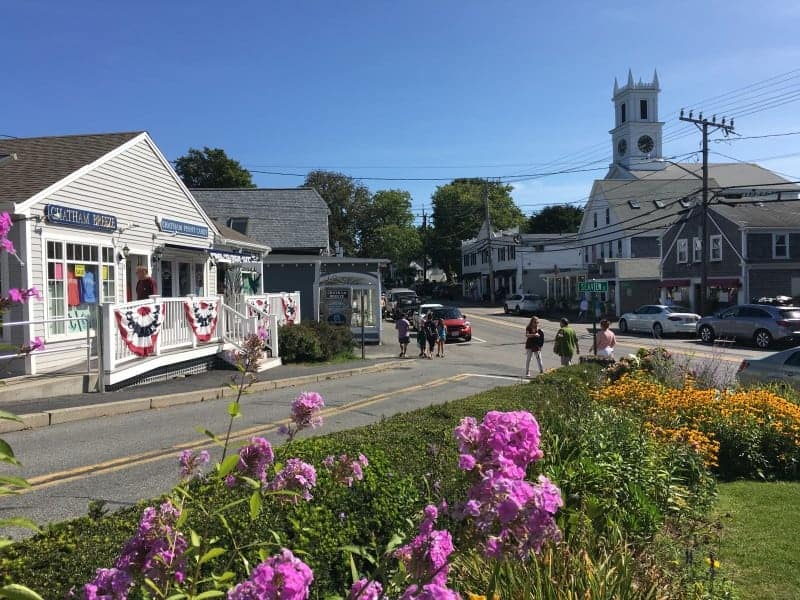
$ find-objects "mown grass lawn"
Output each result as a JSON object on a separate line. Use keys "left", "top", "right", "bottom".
{"left": 715, "top": 481, "right": 800, "bottom": 599}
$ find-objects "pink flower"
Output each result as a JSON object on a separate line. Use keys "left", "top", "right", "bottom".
{"left": 8, "top": 288, "right": 22, "bottom": 302}
{"left": 227, "top": 548, "right": 313, "bottom": 600}
{"left": 458, "top": 454, "right": 476, "bottom": 471}
{"left": 0, "top": 212, "right": 12, "bottom": 237}
{"left": 1, "top": 237, "right": 14, "bottom": 254}
{"left": 30, "top": 337, "right": 45, "bottom": 352}
{"left": 349, "top": 578, "right": 383, "bottom": 600}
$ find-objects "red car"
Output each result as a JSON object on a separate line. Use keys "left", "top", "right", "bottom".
{"left": 431, "top": 306, "right": 472, "bottom": 342}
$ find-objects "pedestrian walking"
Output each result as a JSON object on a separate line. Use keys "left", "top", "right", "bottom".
{"left": 593, "top": 318, "right": 616, "bottom": 358}
{"left": 135, "top": 265, "right": 158, "bottom": 300}
{"left": 524, "top": 316, "right": 545, "bottom": 377}
{"left": 578, "top": 296, "right": 589, "bottom": 320}
{"left": 436, "top": 317, "right": 447, "bottom": 357}
{"left": 416, "top": 319, "right": 427, "bottom": 357}
{"left": 424, "top": 312, "right": 438, "bottom": 359}
{"left": 395, "top": 313, "right": 410, "bottom": 358}
{"left": 553, "top": 317, "right": 580, "bottom": 366}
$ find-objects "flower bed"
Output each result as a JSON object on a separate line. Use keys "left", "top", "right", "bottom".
{"left": 595, "top": 373, "right": 800, "bottom": 479}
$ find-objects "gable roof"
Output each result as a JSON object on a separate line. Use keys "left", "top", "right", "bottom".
{"left": 191, "top": 188, "right": 329, "bottom": 252}
{"left": 0, "top": 132, "right": 143, "bottom": 209}
{"left": 214, "top": 221, "right": 271, "bottom": 251}
{"left": 621, "top": 161, "right": 792, "bottom": 190}
{"left": 711, "top": 200, "right": 800, "bottom": 228}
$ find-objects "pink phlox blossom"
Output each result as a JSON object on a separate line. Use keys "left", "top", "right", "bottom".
{"left": 8, "top": 288, "right": 22, "bottom": 302}
{"left": 1, "top": 237, "right": 14, "bottom": 254}
{"left": 178, "top": 449, "right": 210, "bottom": 479}
{"left": 0, "top": 212, "right": 11, "bottom": 237}
{"left": 113, "top": 501, "right": 187, "bottom": 586}
{"left": 79, "top": 567, "right": 133, "bottom": 600}
{"left": 229, "top": 437, "right": 274, "bottom": 486}
{"left": 290, "top": 391, "right": 325, "bottom": 429}
{"left": 267, "top": 458, "right": 317, "bottom": 503}
{"left": 348, "top": 578, "right": 383, "bottom": 600}
{"left": 322, "top": 453, "right": 368, "bottom": 487}
{"left": 394, "top": 505, "right": 454, "bottom": 588}
{"left": 399, "top": 584, "right": 463, "bottom": 600}
{"left": 227, "top": 548, "right": 313, "bottom": 600}
{"left": 257, "top": 325, "right": 269, "bottom": 341}
{"left": 30, "top": 336, "right": 45, "bottom": 351}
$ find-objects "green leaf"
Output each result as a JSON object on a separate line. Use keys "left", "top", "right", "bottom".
{"left": 341, "top": 545, "right": 376, "bottom": 565}
{"left": 384, "top": 532, "right": 404, "bottom": 554}
{"left": 195, "top": 592, "right": 225, "bottom": 599}
{"left": 218, "top": 453, "right": 240, "bottom": 478}
{"left": 227, "top": 401, "right": 241, "bottom": 418}
{"left": 0, "top": 539, "right": 13, "bottom": 551}
{"left": 190, "top": 529, "right": 201, "bottom": 548}
{"left": 177, "top": 506, "right": 189, "bottom": 529}
{"left": 196, "top": 427, "right": 223, "bottom": 446}
{"left": 249, "top": 491, "right": 262, "bottom": 521}
{"left": 0, "top": 517, "right": 39, "bottom": 531}
{"left": 0, "top": 585, "right": 45, "bottom": 600}
{"left": 0, "top": 476, "right": 30, "bottom": 489}
{"left": 348, "top": 551, "right": 359, "bottom": 585}
{"left": 0, "top": 411, "right": 21, "bottom": 422}
{"left": 165, "top": 594, "right": 187, "bottom": 600}
{"left": 199, "top": 547, "right": 226, "bottom": 565}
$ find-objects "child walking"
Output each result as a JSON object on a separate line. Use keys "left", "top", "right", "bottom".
{"left": 436, "top": 317, "right": 447, "bottom": 357}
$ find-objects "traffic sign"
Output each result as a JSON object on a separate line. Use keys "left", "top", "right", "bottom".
{"left": 578, "top": 280, "right": 608, "bottom": 293}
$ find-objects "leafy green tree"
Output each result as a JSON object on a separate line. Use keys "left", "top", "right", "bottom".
{"left": 430, "top": 178, "right": 525, "bottom": 279}
{"left": 525, "top": 205, "right": 584, "bottom": 234}
{"left": 174, "top": 147, "right": 255, "bottom": 188}
{"left": 303, "top": 171, "right": 371, "bottom": 256}
{"left": 359, "top": 189, "right": 420, "bottom": 265}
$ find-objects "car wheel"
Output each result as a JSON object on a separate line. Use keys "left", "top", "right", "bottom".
{"left": 698, "top": 325, "right": 715, "bottom": 344}
{"left": 514, "top": 305, "right": 521, "bottom": 315}
{"left": 618, "top": 319, "right": 628, "bottom": 333}
{"left": 464, "top": 334, "right": 472, "bottom": 342}
{"left": 653, "top": 322, "right": 663, "bottom": 338}
{"left": 754, "top": 329, "right": 773, "bottom": 350}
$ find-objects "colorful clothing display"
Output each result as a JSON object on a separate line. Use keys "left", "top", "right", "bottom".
{"left": 67, "top": 271, "right": 80, "bottom": 306}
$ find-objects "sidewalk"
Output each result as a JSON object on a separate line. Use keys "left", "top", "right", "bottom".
{"left": 0, "top": 345, "right": 402, "bottom": 433}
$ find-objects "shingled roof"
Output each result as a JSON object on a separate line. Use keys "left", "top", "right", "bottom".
{"left": 0, "top": 132, "right": 143, "bottom": 209}
{"left": 191, "top": 188, "right": 330, "bottom": 253}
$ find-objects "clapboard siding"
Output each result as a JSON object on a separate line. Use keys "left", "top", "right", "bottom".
{"left": 26, "top": 136, "right": 216, "bottom": 374}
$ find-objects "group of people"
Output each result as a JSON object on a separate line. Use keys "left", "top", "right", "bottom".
{"left": 395, "top": 311, "right": 447, "bottom": 359}
{"left": 525, "top": 316, "right": 617, "bottom": 377}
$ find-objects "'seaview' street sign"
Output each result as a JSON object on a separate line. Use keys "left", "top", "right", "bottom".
{"left": 578, "top": 280, "right": 608, "bottom": 293}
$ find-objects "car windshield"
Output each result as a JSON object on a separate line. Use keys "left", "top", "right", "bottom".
{"left": 779, "top": 309, "right": 800, "bottom": 319}
{"left": 433, "top": 307, "right": 462, "bottom": 319}
{"left": 665, "top": 306, "right": 690, "bottom": 313}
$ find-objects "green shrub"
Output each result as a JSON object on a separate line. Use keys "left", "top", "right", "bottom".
{"left": 279, "top": 321, "right": 354, "bottom": 363}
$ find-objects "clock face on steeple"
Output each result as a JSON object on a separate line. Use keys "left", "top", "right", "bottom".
{"left": 637, "top": 135, "right": 654, "bottom": 154}
{"left": 617, "top": 139, "right": 627, "bottom": 156}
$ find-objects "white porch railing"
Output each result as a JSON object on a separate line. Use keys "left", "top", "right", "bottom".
{"left": 245, "top": 291, "right": 301, "bottom": 326}
{"left": 219, "top": 303, "right": 259, "bottom": 349}
{"left": 245, "top": 303, "right": 280, "bottom": 358}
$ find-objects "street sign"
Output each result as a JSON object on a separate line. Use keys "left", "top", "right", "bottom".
{"left": 578, "top": 280, "right": 608, "bottom": 293}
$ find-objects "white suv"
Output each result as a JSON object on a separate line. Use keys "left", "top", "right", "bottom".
{"left": 503, "top": 294, "right": 544, "bottom": 315}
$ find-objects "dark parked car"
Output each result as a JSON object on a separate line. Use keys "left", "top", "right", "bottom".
{"left": 696, "top": 304, "right": 800, "bottom": 349}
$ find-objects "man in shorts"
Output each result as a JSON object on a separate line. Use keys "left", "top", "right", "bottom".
{"left": 395, "top": 312, "right": 410, "bottom": 357}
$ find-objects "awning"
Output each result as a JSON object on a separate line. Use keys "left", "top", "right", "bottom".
{"left": 708, "top": 277, "right": 741, "bottom": 288}
{"left": 659, "top": 279, "right": 690, "bottom": 288}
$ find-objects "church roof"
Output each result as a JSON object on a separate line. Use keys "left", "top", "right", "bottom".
{"left": 622, "top": 162, "right": 792, "bottom": 191}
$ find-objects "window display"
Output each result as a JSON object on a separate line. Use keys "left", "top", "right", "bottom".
{"left": 47, "top": 241, "right": 115, "bottom": 335}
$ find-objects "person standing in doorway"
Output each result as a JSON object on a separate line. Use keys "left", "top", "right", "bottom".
{"left": 135, "top": 265, "right": 157, "bottom": 300}
{"left": 524, "top": 315, "right": 545, "bottom": 377}
{"left": 553, "top": 318, "right": 580, "bottom": 366}
{"left": 395, "top": 313, "right": 410, "bottom": 358}
{"left": 594, "top": 318, "right": 616, "bottom": 358}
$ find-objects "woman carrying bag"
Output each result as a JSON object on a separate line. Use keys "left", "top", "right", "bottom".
{"left": 524, "top": 316, "right": 545, "bottom": 377}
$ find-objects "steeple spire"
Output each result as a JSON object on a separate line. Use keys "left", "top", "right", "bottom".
{"left": 613, "top": 77, "right": 619, "bottom": 95}
{"left": 627, "top": 69, "right": 634, "bottom": 86}
{"left": 653, "top": 68, "right": 660, "bottom": 88}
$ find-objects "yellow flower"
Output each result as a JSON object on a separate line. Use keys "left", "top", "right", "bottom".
{"left": 705, "top": 557, "right": 721, "bottom": 569}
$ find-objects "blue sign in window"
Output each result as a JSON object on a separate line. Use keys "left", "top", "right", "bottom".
{"left": 159, "top": 218, "right": 209, "bottom": 238}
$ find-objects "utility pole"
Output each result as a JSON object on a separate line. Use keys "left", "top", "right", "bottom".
{"left": 679, "top": 109, "right": 734, "bottom": 315}
{"left": 422, "top": 208, "right": 428, "bottom": 286}
{"left": 484, "top": 179, "right": 495, "bottom": 304}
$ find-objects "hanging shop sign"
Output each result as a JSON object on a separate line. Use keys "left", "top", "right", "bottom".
{"left": 209, "top": 249, "right": 261, "bottom": 264}
{"left": 320, "top": 287, "right": 351, "bottom": 327}
{"left": 158, "top": 217, "right": 209, "bottom": 238}
{"left": 45, "top": 204, "right": 117, "bottom": 232}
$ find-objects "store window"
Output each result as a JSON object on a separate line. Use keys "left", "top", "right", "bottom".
{"left": 46, "top": 241, "right": 115, "bottom": 336}
{"left": 351, "top": 288, "right": 376, "bottom": 327}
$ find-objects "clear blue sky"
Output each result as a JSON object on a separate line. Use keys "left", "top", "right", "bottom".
{"left": 4, "top": 1, "right": 800, "bottom": 223}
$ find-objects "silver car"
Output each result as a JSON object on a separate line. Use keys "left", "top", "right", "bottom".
{"left": 503, "top": 293, "right": 544, "bottom": 315}
{"left": 737, "top": 346, "right": 800, "bottom": 388}
{"left": 696, "top": 304, "right": 800, "bottom": 349}
{"left": 617, "top": 305, "right": 701, "bottom": 336}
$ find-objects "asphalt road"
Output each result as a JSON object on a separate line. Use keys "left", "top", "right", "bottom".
{"left": 0, "top": 306, "right": 764, "bottom": 534}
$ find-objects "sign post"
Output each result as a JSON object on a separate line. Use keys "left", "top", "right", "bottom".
{"left": 578, "top": 280, "right": 608, "bottom": 356}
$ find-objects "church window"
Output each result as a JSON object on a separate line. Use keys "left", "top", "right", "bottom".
{"left": 640, "top": 100, "right": 648, "bottom": 120}
{"left": 593, "top": 212, "right": 597, "bottom": 228}
{"left": 620, "top": 103, "right": 626, "bottom": 123}
{"left": 617, "top": 239, "right": 623, "bottom": 256}
{"left": 605, "top": 208, "right": 610, "bottom": 224}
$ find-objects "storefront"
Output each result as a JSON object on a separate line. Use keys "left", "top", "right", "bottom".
{"left": 0, "top": 132, "right": 220, "bottom": 375}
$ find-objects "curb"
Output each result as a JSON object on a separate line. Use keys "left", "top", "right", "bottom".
{"left": 0, "top": 360, "right": 405, "bottom": 434}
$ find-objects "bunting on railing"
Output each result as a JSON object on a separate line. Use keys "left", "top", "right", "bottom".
{"left": 184, "top": 298, "right": 220, "bottom": 342}
{"left": 114, "top": 303, "right": 165, "bottom": 357}
{"left": 281, "top": 293, "right": 298, "bottom": 325}
{"left": 246, "top": 297, "right": 268, "bottom": 318}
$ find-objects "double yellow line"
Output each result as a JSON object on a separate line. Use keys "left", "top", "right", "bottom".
{"left": 22, "top": 374, "right": 471, "bottom": 494}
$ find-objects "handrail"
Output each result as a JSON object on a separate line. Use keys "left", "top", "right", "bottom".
{"left": 0, "top": 315, "right": 93, "bottom": 375}
{"left": 246, "top": 303, "right": 279, "bottom": 358}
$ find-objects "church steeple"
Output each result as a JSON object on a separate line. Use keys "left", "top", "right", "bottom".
{"left": 610, "top": 69, "right": 664, "bottom": 171}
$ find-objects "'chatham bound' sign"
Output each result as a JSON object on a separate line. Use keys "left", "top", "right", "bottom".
{"left": 45, "top": 204, "right": 117, "bottom": 232}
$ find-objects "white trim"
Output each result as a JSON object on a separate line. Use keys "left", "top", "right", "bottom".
{"left": 661, "top": 221, "right": 687, "bottom": 265}
{"left": 692, "top": 237, "right": 702, "bottom": 263}
{"left": 13, "top": 133, "right": 149, "bottom": 213}
{"left": 772, "top": 232, "right": 790, "bottom": 259}
{"left": 709, "top": 234, "right": 723, "bottom": 262}
{"left": 707, "top": 214, "right": 744, "bottom": 262}
{"left": 676, "top": 238, "right": 688, "bottom": 264}
{"left": 106, "top": 343, "right": 223, "bottom": 385}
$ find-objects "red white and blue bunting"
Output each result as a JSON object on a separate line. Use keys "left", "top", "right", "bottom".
{"left": 184, "top": 299, "right": 220, "bottom": 342}
{"left": 246, "top": 297, "right": 268, "bottom": 318}
{"left": 281, "top": 293, "right": 298, "bottom": 325}
{"left": 114, "top": 303, "right": 165, "bottom": 357}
